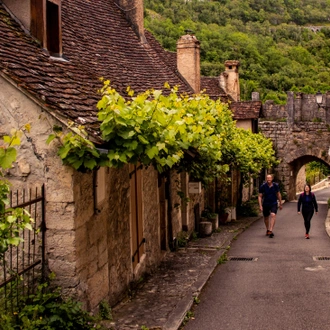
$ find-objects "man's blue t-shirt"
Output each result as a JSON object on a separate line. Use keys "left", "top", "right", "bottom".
{"left": 259, "top": 182, "right": 279, "bottom": 206}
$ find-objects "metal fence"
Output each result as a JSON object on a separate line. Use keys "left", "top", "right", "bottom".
{"left": 0, "top": 185, "right": 46, "bottom": 312}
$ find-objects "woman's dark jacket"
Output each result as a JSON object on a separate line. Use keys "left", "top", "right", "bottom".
{"left": 297, "top": 192, "right": 318, "bottom": 213}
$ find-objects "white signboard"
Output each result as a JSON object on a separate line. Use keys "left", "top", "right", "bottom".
{"left": 188, "top": 182, "right": 202, "bottom": 194}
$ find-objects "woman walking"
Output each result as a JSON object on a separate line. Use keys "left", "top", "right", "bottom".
{"left": 297, "top": 184, "right": 318, "bottom": 239}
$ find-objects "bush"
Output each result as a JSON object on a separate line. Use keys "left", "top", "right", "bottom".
{"left": 0, "top": 279, "right": 104, "bottom": 330}
{"left": 237, "top": 200, "right": 259, "bottom": 217}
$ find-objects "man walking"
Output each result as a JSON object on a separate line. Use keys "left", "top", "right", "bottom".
{"left": 258, "top": 174, "right": 282, "bottom": 238}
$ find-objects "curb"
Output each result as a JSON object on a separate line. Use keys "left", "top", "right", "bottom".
{"left": 325, "top": 209, "right": 330, "bottom": 237}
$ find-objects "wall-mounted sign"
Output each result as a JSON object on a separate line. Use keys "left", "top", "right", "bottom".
{"left": 188, "top": 182, "right": 201, "bottom": 194}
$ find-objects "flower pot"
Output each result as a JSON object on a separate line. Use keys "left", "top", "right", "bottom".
{"left": 199, "top": 221, "right": 212, "bottom": 237}
{"left": 209, "top": 214, "right": 219, "bottom": 231}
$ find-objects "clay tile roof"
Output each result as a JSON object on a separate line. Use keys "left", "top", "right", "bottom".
{"left": 201, "top": 77, "right": 230, "bottom": 103}
{"left": 0, "top": 1, "right": 193, "bottom": 144}
{"left": 230, "top": 101, "right": 262, "bottom": 120}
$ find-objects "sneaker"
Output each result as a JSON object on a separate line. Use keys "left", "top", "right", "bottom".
{"left": 305, "top": 234, "right": 310, "bottom": 239}
{"left": 269, "top": 232, "right": 274, "bottom": 238}
{"left": 266, "top": 230, "right": 271, "bottom": 236}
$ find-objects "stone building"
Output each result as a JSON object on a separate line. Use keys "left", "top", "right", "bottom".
{"left": 0, "top": 0, "right": 260, "bottom": 310}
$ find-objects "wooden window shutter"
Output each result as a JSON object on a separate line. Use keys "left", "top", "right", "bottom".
{"left": 30, "top": 0, "right": 45, "bottom": 45}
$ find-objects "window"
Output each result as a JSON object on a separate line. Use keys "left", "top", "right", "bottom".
{"left": 46, "top": 0, "right": 61, "bottom": 56}
{"left": 30, "top": 0, "right": 62, "bottom": 57}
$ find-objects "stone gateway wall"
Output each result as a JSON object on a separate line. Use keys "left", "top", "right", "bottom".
{"left": 259, "top": 118, "right": 330, "bottom": 200}
{"left": 260, "top": 91, "right": 330, "bottom": 200}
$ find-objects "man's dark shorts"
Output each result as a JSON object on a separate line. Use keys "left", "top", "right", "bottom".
{"left": 262, "top": 204, "right": 278, "bottom": 217}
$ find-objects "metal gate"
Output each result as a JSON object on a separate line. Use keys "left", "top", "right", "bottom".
{"left": 0, "top": 185, "right": 46, "bottom": 312}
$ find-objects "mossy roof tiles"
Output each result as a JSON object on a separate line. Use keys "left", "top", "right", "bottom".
{"left": 0, "top": 1, "right": 192, "bottom": 144}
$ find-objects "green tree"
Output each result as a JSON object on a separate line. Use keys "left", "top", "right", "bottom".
{"left": 144, "top": 0, "right": 330, "bottom": 102}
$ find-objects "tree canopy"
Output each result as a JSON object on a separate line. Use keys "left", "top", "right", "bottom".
{"left": 144, "top": 0, "right": 330, "bottom": 103}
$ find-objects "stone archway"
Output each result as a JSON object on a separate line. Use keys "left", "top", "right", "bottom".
{"left": 286, "top": 155, "right": 330, "bottom": 200}
{"left": 259, "top": 121, "right": 330, "bottom": 201}
{"left": 257, "top": 92, "right": 330, "bottom": 201}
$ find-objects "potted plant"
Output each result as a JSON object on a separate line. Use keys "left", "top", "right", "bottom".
{"left": 201, "top": 207, "right": 219, "bottom": 231}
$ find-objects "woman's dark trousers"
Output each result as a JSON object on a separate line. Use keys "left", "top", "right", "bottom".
{"left": 302, "top": 210, "right": 314, "bottom": 234}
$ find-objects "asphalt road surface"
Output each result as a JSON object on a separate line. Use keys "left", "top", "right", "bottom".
{"left": 184, "top": 187, "right": 330, "bottom": 330}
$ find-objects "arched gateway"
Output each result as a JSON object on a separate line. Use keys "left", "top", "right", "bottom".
{"left": 259, "top": 91, "right": 330, "bottom": 201}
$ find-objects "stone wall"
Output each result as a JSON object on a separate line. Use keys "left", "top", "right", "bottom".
{"left": 261, "top": 91, "right": 330, "bottom": 124}
{"left": 259, "top": 119, "right": 330, "bottom": 200}
{"left": 296, "top": 165, "right": 306, "bottom": 193}
{"left": 73, "top": 171, "right": 110, "bottom": 310}
{"left": 0, "top": 76, "right": 78, "bottom": 296}
{"left": 107, "top": 166, "right": 132, "bottom": 306}
{"left": 2, "top": 0, "right": 30, "bottom": 30}
{"left": 0, "top": 76, "right": 168, "bottom": 310}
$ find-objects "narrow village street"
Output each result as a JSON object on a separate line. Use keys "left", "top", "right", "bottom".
{"left": 107, "top": 186, "right": 330, "bottom": 330}
{"left": 183, "top": 187, "right": 330, "bottom": 330}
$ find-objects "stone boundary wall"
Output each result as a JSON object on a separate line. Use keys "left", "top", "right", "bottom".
{"left": 259, "top": 119, "right": 330, "bottom": 200}
{"left": 261, "top": 92, "right": 330, "bottom": 124}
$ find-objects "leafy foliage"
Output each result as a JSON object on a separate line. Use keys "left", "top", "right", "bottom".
{"left": 144, "top": 0, "right": 330, "bottom": 103}
{"left": 46, "top": 123, "right": 105, "bottom": 173}
{"left": 0, "top": 127, "right": 34, "bottom": 256}
{"left": 0, "top": 275, "right": 104, "bottom": 330}
{"left": 49, "top": 81, "right": 278, "bottom": 186}
{"left": 306, "top": 160, "right": 330, "bottom": 185}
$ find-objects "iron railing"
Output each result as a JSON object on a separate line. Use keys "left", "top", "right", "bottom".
{"left": 0, "top": 185, "right": 46, "bottom": 312}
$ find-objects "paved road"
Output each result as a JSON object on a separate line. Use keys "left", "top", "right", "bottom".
{"left": 184, "top": 188, "right": 330, "bottom": 330}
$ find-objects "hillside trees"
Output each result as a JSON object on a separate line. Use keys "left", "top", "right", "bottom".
{"left": 144, "top": 0, "right": 330, "bottom": 103}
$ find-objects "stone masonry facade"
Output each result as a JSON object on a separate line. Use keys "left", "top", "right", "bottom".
{"left": 260, "top": 91, "right": 330, "bottom": 200}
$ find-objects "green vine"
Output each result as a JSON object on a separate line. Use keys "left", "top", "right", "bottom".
{"left": 0, "top": 127, "right": 34, "bottom": 256}
{"left": 47, "top": 81, "right": 278, "bottom": 185}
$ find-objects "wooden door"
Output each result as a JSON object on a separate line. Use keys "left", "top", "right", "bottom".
{"left": 130, "top": 165, "right": 144, "bottom": 269}
{"left": 158, "top": 174, "right": 167, "bottom": 251}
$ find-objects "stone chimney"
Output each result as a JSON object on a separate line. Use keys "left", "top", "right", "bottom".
{"left": 116, "top": 0, "right": 146, "bottom": 43}
{"left": 177, "top": 32, "right": 200, "bottom": 93}
{"left": 219, "top": 60, "right": 240, "bottom": 101}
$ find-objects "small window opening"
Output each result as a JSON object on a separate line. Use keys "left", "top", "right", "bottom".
{"left": 228, "top": 65, "right": 233, "bottom": 69}
{"left": 46, "top": 1, "right": 61, "bottom": 56}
